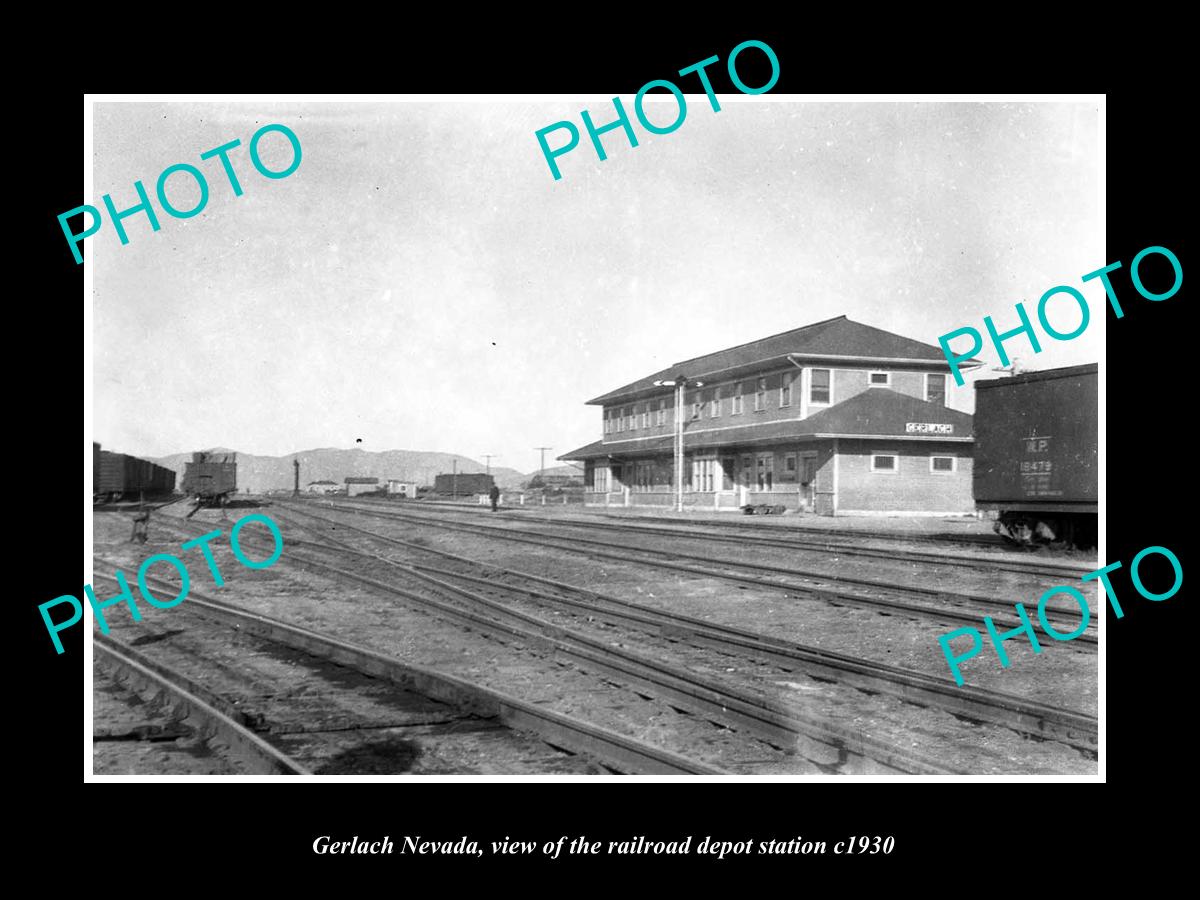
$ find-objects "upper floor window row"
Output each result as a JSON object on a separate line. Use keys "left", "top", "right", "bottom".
{"left": 607, "top": 368, "right": 940, "bottom": 433}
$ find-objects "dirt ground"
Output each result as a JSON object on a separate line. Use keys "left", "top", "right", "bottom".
{"left": 89, "top": 503, "right": 1099, "bottom": 775}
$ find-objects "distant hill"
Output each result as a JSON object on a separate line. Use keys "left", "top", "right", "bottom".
{"left": 152, "top": 447, "right": 528, "bottom": 492}
{"left": 535, "top": 464, "right": 585, "bottom": 479}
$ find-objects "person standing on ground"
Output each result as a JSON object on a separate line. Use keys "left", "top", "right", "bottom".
{"left": 489, "top": 484, "right": 501, "bottom": 512}
{"left": 131, "top": 509, "right": 150, "bottom": 544}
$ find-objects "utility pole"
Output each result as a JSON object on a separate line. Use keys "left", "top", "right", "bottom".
{"left": 534, "top": 447, "right": 552, "bottom": 483}
{"left": 675, "top": 379, "right": 684, "bottom": 512}
{"left": 452, "top": 459, "right": 457, "bottom": 497}
{"left": 482, "top": 454, "right": 498, "bottom": 476}
{"left": 293, "top": 459, "right": 300, "bottom": 497}
{"left": 654, "top": 374, "right": 703, "bottom": 513}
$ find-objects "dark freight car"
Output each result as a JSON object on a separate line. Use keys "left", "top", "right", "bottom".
{"left": 433, "top": 472, "right": 495, "bottom": 496}
{"left": 94, "top": 445, "right": 177, "bottom": 501}
{"left": 182, "top": 451, "right": 238, "bottom": 503}
{"left": 973, "top": 363, "right": 1097, "bottom": 547}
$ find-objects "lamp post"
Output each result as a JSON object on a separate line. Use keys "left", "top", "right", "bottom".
{"left": 653, "top": 375, "right": 704, "bottom": 512}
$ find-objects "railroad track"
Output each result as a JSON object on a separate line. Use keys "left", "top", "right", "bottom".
{"left": 574, "top": 518, "right": 1091, "bottom": 580}
{"left": 137, "top": 518, "right": 950, "bottom": 774}
{"left": 90, "top": 570, "right": 725, "bottom": 776}
{"left": 264, "top": 502, "right": 1098, "bottom": 760}
{"left": 394, "top": 500, "right": 1091, "bottom": 565}
{"left": 388, "top": 502, "right": 1092, "bottom": 580}
{"left": 95, "top": 632, "right": 311, "bottom": 775}
{"left": 598, "top": 512, "right": 1084, "bottom": 554}
{"left": 296, "top": 499, "right": 1097, "bottom": 647}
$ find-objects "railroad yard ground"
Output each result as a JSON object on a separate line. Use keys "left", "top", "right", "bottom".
{"left": 90, "top": 496, "right": 1100, "bottom": 777}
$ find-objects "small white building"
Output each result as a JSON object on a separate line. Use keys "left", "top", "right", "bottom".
{"left": 308, "top": 480, "right": 339, "bottom": 495}
{"left": 387, "top": 480, "right": 419, "bottom": 498}
{"left": 345, "top": 477, "right": 380, "bottom": 497}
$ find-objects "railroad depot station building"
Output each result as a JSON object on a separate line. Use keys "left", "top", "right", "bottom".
{"left": 561, "top": 316, "right": 977, "bottom": 515}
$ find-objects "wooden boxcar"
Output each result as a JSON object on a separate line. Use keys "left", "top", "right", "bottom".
{"left": 433, "top": 472, "right": 494, "bottom": 496}
{"left": 94, "top": 444, "right": 177, "bottom": 501}
{"left": 182, "top": 451, "right": 238, "bottom": 503}
{"left": 973, "top": 363, "right": 1097, "bottom": 547}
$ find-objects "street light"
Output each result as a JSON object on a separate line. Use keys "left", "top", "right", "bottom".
{"left": 653, "top": 375, "right": 704, "bottom": 512}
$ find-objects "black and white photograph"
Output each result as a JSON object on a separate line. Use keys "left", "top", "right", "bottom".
{"left": 82, "top": 94, "right": 1105, "bottom": 780}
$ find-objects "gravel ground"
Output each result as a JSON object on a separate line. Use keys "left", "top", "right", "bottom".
{"left": 93, "top": 663, "right": 239, "bottom": 775}
{"left": 412, "top": 498, "right": 1098, "bottom": 568}
{"left": 91, "top": 506, "right": 1098, "bottom": 774}
{"left": 292, "top": 503, "right": 1098, "bottom": 717}
{"left": 93, "top": 510, "right": 800, "bottom": 774}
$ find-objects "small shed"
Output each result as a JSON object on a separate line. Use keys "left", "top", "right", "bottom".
{"left": 387, "top": 480, "right": 419, "bottom": 498}
{"left": 308, "top": 480, "right": 339, "bottom": 495}
{"left": 345, "top": 476, "right": 380, "bottom": 497}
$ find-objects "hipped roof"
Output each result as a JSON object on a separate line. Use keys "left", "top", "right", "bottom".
{"left": 587, "top": 316, "right": 975, "bottom": 405}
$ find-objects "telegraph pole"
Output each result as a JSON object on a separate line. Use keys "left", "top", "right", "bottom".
{"left": 293, "top": 459, "right": 300, "bottom": 497}
{"left": 482, "top": 454, "right": 498, "bottom": 476}
{"left": 534, "top": 447, "right": 552, "bottom": 482}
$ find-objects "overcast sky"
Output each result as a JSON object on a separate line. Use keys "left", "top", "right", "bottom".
{"left": 91, "top": 99, "right": 1101, "bottom": 472}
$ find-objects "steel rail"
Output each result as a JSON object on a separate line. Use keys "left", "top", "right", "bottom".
{"left": 346, "top": 500, "right": 1095, "bottom": 614}
{"left": 91, "top": 572, "right": 727, "bottom": 776}
{"left": 94, "top": 632, "right": 312, "bottom": 775}
{"left": 266, "top": 504, "right": 1098, "bottom": 754}
{"left": 366, "top": 501, "right": 1092, "bottom": 581}
{"left": 294, "top": 500, "right": 1097, "bottom": 645}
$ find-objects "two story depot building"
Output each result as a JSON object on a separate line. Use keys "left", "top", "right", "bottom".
{"left": 561, "top": 316, "right": 976, "bottom": 516}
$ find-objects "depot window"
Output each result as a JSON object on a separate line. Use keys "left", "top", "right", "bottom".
{"left": 657, "top": 399, "right": 667, "bottom": 426}
{"left": 732, "top": 384, "right": 745, "bottom": 415}
{"left": 780, "top": 375, "right": 793, "bottom": 407}
{"left": 869, "top": 371, "right": 891, "bottom": 387}
{"left": 754, "top": 377, "right": 768, "bottom": 411}
{"left": 930, "top": 455, "right": 956, "bottom": 474}
{"left": 810, "top": 369, "right": 831, "bottom": 405}
{"left": 782, "top": 453, "right": 797, "bottom": 481}
{"left": 926, "top": 373, "right": 946, "bottom": 406}
{"left": 710, "top": 387, "right": 721, "bottom": 417}
{"left": 871, "top": 453, "right": 898, "bottom": 474}
{"left": 692, "top": 457, "right": 717, "bottom": 492}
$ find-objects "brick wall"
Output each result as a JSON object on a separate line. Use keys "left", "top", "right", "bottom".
{"left": 836, "top": 439, "right": 973, "bottom": 513}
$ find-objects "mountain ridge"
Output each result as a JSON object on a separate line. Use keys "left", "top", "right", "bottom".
{"left": 149, "top": 447, "right": 557, "bottom": 492}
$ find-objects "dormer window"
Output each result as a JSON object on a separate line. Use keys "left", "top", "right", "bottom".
{"left": 869, "top": 371, "right": 891, "bottom": 388}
